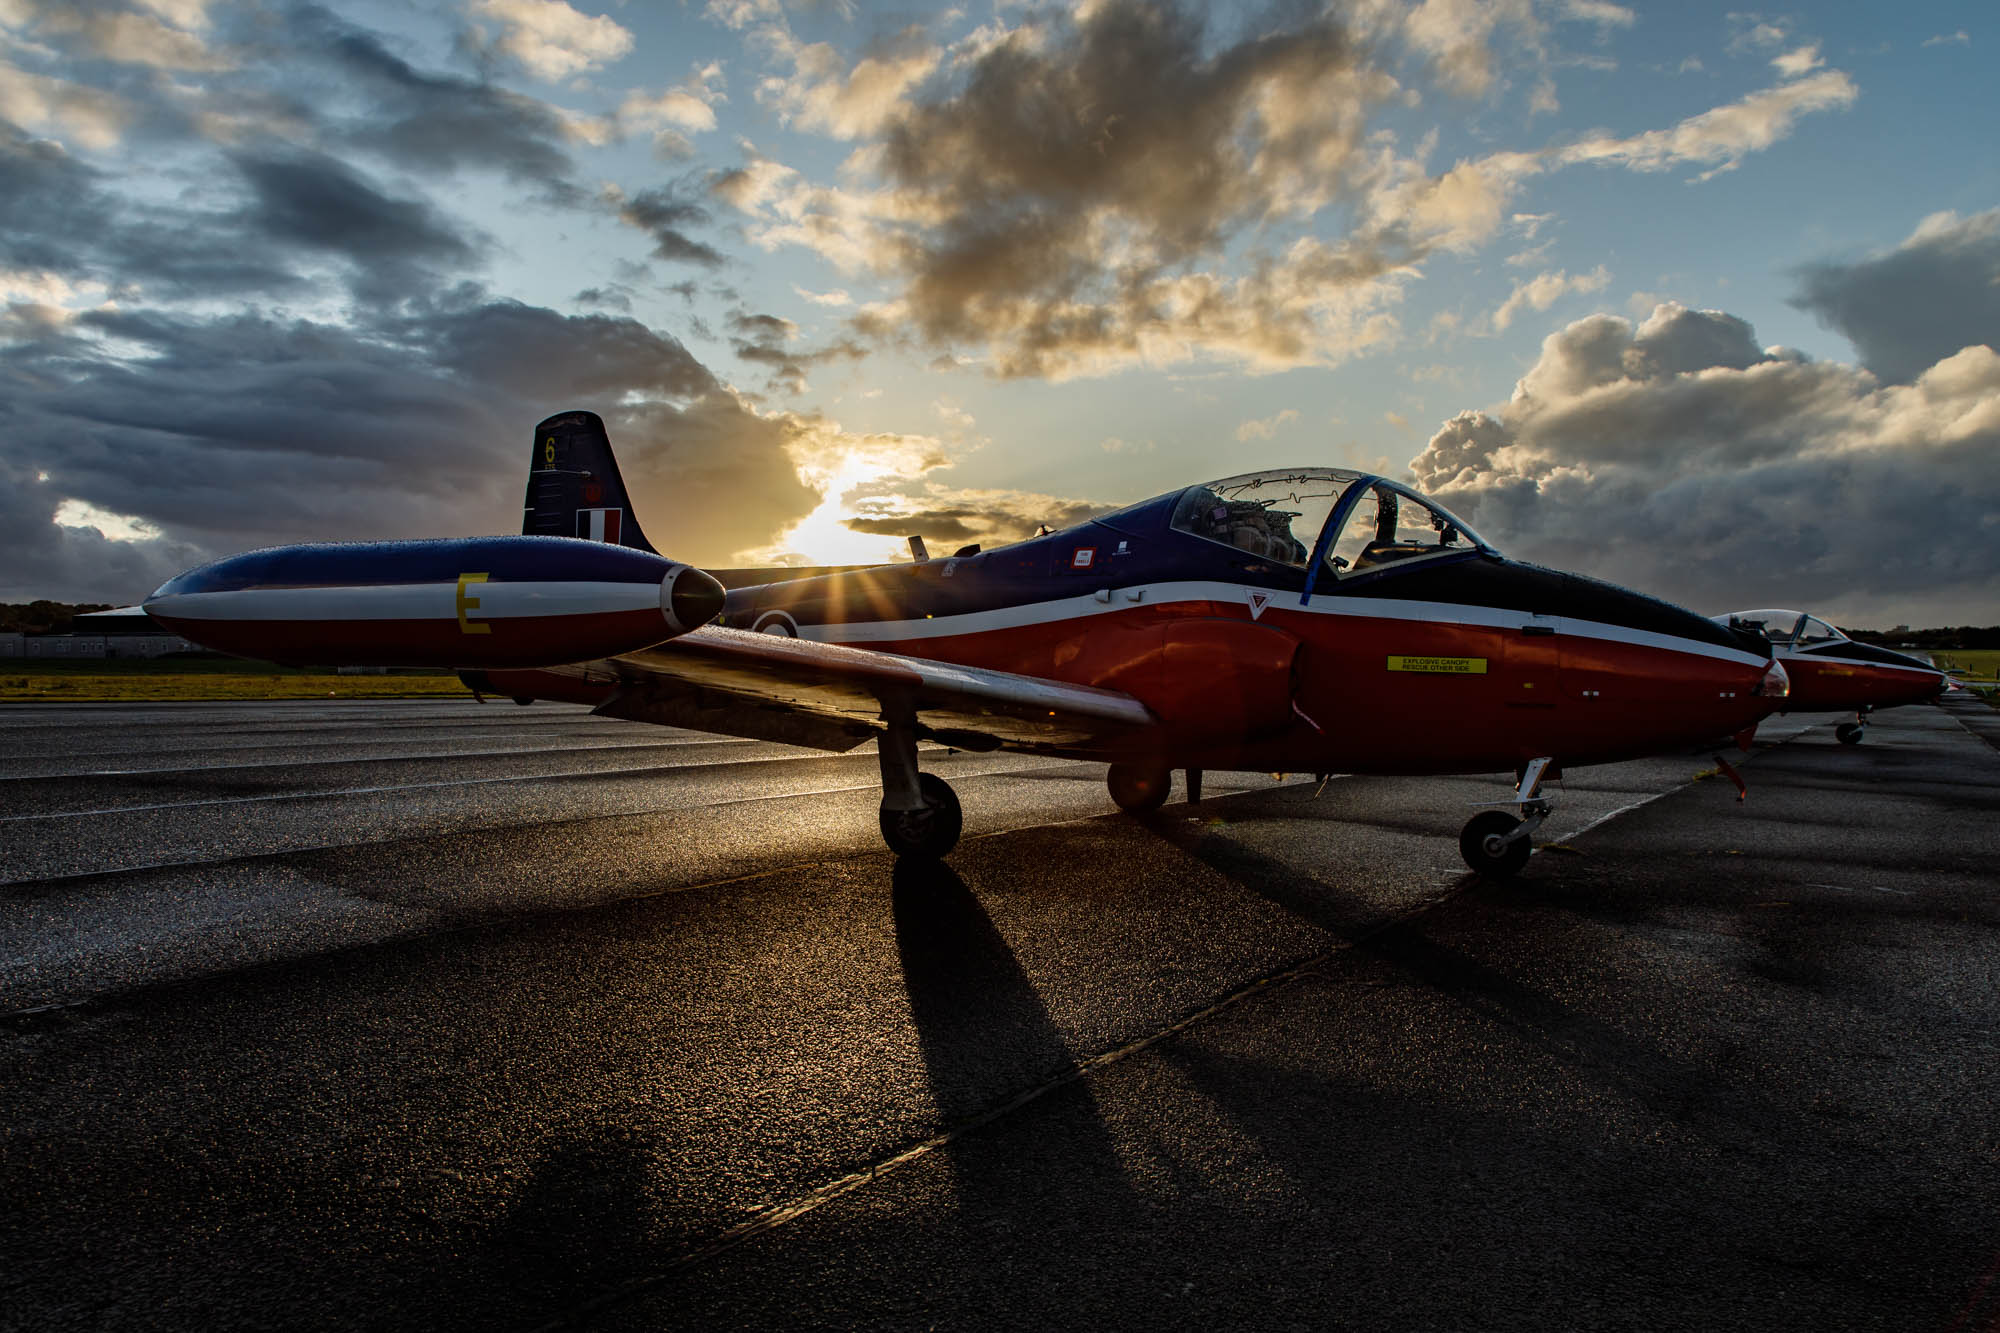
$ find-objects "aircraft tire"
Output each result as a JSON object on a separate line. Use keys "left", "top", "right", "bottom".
{"left": 1460, "top": 811, "right": 1531, "bottom": 879}
{"left": 880, "top": 773, "right": 963, "bottom": 859}
{"left": 1106, "top": 762, "right": 1171, "bottom": 814}
{"left": 1835, "top": 723, "right": 1865, "bottom": 745}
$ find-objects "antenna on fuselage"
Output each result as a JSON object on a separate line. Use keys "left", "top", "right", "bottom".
{"left": 907, "top": 535, "right": 929, "bottom": 562}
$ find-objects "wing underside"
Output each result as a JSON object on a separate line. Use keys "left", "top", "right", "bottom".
{"left": 539, "top": 625, "right": 1157, "bottom": 755}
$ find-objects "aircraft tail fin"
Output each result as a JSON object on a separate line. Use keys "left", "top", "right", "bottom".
{"left": 523, "top": 409, "right": 659, "bottom": 554}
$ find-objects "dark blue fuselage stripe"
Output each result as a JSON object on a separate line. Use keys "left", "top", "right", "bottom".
{"left": 157, "top": 536, "right": 670, "bottom": 596}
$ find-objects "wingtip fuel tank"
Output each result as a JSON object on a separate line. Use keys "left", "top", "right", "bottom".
{"left": 144, "top": 535, "right": 724, "bottom": 668}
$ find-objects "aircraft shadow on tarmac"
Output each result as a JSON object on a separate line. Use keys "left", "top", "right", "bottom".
{"left": 892, "top": 856, "right": 1082, "bottom": 1122}
{"left": 889, "top": 860, "right": 1150, "bottom": 1223}
{"left": 480, "top": 1130, "right": 664, "bottom": 1316}
{"left": 1130, "top": 802, "right": 1797, "bottom": 1128}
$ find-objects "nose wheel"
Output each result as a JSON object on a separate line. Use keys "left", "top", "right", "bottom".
{"left": 1461, "top": 811, "right": 1533, "bottom": 878}
{"left": 1836, "top": 708, "right": 1870, "bottom": 745}
{"left": 1459, "top": 756, "right": 1555, "bottom": 879}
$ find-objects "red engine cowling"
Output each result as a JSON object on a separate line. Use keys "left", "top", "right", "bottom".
{"left": 1081, "top": 618, "right": 1300, "bottom": 745}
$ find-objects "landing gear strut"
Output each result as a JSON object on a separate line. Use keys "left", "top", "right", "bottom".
{"left": 875, "top": 708, "right": 962, "bottom": 859}
{"left": 1836, "top": 707, "right": 1871, "bottom": 746}
{"left": 1459, "top": 756, "right": 1555, "bottom": 879}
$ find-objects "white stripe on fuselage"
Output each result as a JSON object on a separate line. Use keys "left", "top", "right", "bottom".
{"left": 790, "top": 580, "right": 1770, "bottom": 669}
{"left": 1780, "top": 647, "right": 1939, "bottom": 674}
{"left": 147, "top": 580, "right": 661, "bottom": 622}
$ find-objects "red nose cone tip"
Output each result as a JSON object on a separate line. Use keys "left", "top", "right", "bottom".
{"left": 666, "top": 565, "right": 726, "bottom": 634}
{"left": 1757, "top": 658, "right": 1790, "bottom": 700}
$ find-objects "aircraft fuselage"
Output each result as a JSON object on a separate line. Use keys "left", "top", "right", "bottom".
{"left": 707, "top": 490, "right": 1779, "bottom": 776}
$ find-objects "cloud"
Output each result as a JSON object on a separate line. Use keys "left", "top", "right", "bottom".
{"left": 1402, "top": 0, "right": 1537, "bottom": 98}
{"left": 620, "top": 88, "right": 716, "bottom": 133}
{"left": 231, "top": 150, "right": 484, "bottom": 302}
{"left": 1560, "top": 1, "right": 1634, "bottom": 27}
{"left": 0, "top": 122, "right": 117, "bottom": 273}
{"left": 0, "top": 119, "right": 466, "bottom": 306}
{"left": 54, "top": 496, "right": 160, "bottom": 541}
{"left": 839, "top": 488, "right": 1107, "bottom": 547}
{"left": 703, "top": 0, "right": 781, "bottom": 32}
{"left": 1409, "top": 302, "right": 2000, "bottom": 623}
{"left": 1491, "top": 264, "right": 1609, "bottom": 329}
{"left": 1771, "top": 44, "right": 1822, "bottom": 78}
{"left": 6, "top": 0, "right": 230, "bottom": 73}
{"left": 617, "top": 61, "right": 725, "bottom": 158}
{"left": 710, "top": 154, "right": 798, "bottom": 213}
{"left": 0, "top": 5, "right": 941, "bottom": 600}
{"left": 1554, "top": 69, "right": 1857, "bottom": 175}
{"left": 759, "top": 26, "right": 941, "bottom": 139}
{"left": 606, "top": 183, "right": 726, "bottom": 267}
{"left": 134, "top": 0, "right": 215, "bottom": 29}
{"left": 724, "top": 307, "right": 867, "bottom": 395}
{"left": 1726, "top": 16, "right": 1792, "bottom": 53}
{"left": 728, "top": 311, "right": 798, "bottom": 342}
{"left": 1791, "top": 207, "right": 2000, "bottom": 385}
{"left": 0, "top": 59, "right": 133, "bottom": 148}
{"left": 826, "top": 1, "right": 1415, "bottom": 377}
{"left": 726, "top": 0, "right": 1852, "bottom": 381}
{"left": 0, "top": 462, "right": 212, "bottom": 609}
{"left": 0, "top": 267, "right": 106, "bottom": 310}
{"left": 882, "top": 4, "right": 1377, "bottom": 271}
{"left": 0, "top": 292, "right": 862, "bottom": 599}
{"left": 932, "top": 398, "right": 973, "bottom": 432}
{"left": 468, "top": 0, "right": 633, "bottom": 82}
{"left": 299, "top": 10, "right": 591, "bottom": 203}
{"left": 1234, "top": 408, "right": 1299, "bottom": 442}
{"left": 1922, "top": 31, "right": 1970, "bottom": 48}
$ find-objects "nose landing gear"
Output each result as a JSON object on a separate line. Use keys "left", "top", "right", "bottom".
{"left": 1460, "top": 756, "right": 1555, "bottom": 879}
{"left": 1835, "top": 707, "right": 1871, "bottom": 745}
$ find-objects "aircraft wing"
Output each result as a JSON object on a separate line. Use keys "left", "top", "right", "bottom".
{"left": 567, "top": 625, "right": 1158, "bottom": 755}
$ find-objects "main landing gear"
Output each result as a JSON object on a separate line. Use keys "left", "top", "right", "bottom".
{"left": 1836, "top": 707, "right": 1872, "bottom": 745}
{"left": 1459, "top": 756, "right": 1555, "bottom": 879}
{"left": 875, "top": 708, "right": 962, "bottom": 859}
{"left": 1106, "top": 764, "right": 1203, "bottom": 814}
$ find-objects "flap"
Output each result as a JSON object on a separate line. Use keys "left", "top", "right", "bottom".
{"left": 593, "top": 625, "right": 1158, "bottom": 754}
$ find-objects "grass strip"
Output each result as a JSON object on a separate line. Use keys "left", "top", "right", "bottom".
{"left": 1934, "top": 650, "right": 2000, "bottom": 709}
{"left": 0, "top": 663, "right": 472, "bottom": 702}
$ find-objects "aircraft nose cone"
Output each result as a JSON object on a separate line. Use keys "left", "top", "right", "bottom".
{"left": 1757, "top": 658, "right": 1790, "bottom": 700}
{"left": 666, "top": 564, "right": 727, "bottom": 633}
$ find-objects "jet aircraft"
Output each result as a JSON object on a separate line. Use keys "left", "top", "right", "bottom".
{"left": 1712, "top": 610, "right": 1946, "bottom": 744}
{"left": 146, "top": 410, "right": 1788, "bottom": 877}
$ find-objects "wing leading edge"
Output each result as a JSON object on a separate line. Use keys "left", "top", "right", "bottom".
{"left": 511, "top": 625, "right": 1158, "bottom": 756}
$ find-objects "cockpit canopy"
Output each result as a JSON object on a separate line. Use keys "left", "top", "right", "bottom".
{"left": 1169, "top": 469, "right": 1490, "bottom": 579}
{"left": 1717, "top": 609, "right": 1845, "bottom": 646}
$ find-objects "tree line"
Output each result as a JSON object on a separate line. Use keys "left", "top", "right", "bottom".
{"left": 1, "top": 601, "right": 116, "bottom": 634}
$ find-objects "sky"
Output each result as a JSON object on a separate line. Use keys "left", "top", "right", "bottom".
{"left": 3, "top": 0, "right": 1997, "bottom": 627}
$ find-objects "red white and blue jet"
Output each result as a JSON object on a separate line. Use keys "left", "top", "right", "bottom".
{"left": 1713, "top": 609, "right": 1946, "bottom": 744}
{"left": 146, "top": 410, "right": 1789, "bottom": 876}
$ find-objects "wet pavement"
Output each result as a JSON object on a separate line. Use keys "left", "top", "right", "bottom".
{"left": 1, "top": 696, "right": 1995, "bottom": 1331}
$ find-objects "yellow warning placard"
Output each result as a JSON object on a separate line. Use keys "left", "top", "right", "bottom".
{"left": 1387, "top": 655, "right": 1487, "bottom": 674}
